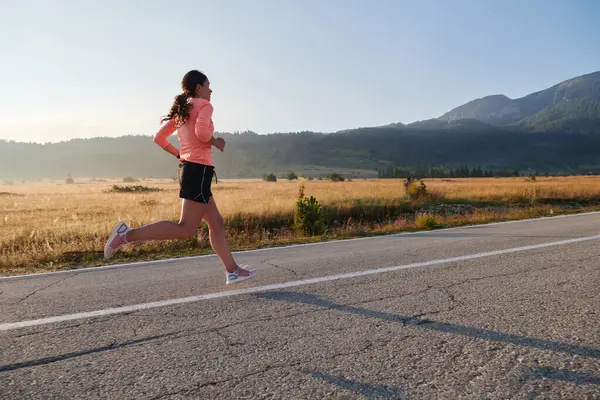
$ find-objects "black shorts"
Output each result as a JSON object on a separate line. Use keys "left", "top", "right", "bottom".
{"left": 177, "top": 161, "right": 214, "bottom": 203}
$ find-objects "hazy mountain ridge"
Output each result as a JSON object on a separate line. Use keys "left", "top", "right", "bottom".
{"left": 2, "top": 71, "right": 600, "bottom": 180}
{"left": 437, "top": 70, "right": 600, "bottom": 131}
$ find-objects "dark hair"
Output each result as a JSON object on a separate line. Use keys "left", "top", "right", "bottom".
{"left": 161, "top": 70, "right": 208, "bottom": 126}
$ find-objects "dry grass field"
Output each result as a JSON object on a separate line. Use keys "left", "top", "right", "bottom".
{"left": 2, "top": 175, "right": 600, "bottom": 275}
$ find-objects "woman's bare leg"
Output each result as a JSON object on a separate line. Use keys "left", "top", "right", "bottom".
{"left": 125, "top": 199, "right": 206, "bottom": 242}
{"left": 105, "top": 199, "right": 207, "bottom": 259}
{"left": 202, "top": 197, "right": 252, "bottom": 275}
{"left": 106, "top": 197, "right": 254, "bottom": 281}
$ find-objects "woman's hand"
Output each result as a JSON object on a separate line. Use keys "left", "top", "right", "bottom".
{"left": 212, "top": 137, "right": 226, "bottom": 152}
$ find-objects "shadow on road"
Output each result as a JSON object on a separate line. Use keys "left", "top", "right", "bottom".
{"left": 303, "top": 370, "right": 406, "bottom": 399}
{"left": 254, "top": 291, "right": 600, "bottom": 362}
{"left": 0, "top": 331, "right": 180, "bottom": 373}
{"left": 528, "top": 367, "right": 600, "bottom": 385}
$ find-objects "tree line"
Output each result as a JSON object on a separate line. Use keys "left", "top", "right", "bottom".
{"left": 377, "top": 165, "right": 526, "bottom": 179}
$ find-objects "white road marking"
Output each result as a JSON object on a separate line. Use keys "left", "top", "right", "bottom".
{"left": 2, "top": 232, "right": 600, "bottom": 332}
{"left": 2, "top": 210, "right": 599, "bottom": 281}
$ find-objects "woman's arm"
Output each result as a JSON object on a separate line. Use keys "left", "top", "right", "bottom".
{"left": 194, "top": 104, "right": 225, "bottom": 151}
{"left": 194, "top": 104, "right": 215, "bottom": 143}
{"left": 154, "top": 119, "right": 180, "bottom": 158}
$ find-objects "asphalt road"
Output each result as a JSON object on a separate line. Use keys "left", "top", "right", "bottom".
{"left": 1, "top": 213, "right": 599, "bottom": 399}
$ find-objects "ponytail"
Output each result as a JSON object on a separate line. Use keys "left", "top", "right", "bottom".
{"left": 161, "top": 93, "right": 192, "bottom": 126}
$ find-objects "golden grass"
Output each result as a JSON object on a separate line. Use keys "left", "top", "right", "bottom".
{"left": 2, "top": 175, "right": 600, "bottom": 275}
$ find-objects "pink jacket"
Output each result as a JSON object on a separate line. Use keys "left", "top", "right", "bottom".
{"left": 154, "top": 98, "right": 214, "bottom": 166}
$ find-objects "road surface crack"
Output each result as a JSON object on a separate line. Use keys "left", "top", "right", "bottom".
{"left": 439, "top": 262, "right": 564, "bottom": 293}
{"left": 149, "top": 342, "right": 376, "bottom": 399}
{"left": 572, "top": 252, "right": 600, "bottom": 263}
{"left": 267, "top": 261, "right": 299, "bottom": 277}
{"left": 413, "top": 259, "right": 588, "bottom": 318}
{"left": 10, "top": 274, "right": 78, "bottom": 305}
{"left": 213, "top": 328, "right": 244, "bottom": 347}
{"left": 441, "top": 287, "right": 462, "bottom": 308}
{"left": 15, "top": 322, "right": 89, "bottom": 338}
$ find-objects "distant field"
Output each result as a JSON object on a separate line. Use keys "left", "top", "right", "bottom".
{"left": 2, "top": 176, "right": 600, "bottom": 275}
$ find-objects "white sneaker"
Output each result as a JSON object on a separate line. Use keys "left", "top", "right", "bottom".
{"left": 226, "top": 265, "right": 256, "bottom": 285}
{"left": 104, "top": 221, "right": 131, "bottom": 259}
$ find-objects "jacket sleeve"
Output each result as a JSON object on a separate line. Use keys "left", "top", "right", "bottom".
{"left": 153, "top": 119, "right": 176, "bottom": 148}
{"left": 194, "top": 103, "right": 215, "bottom": 142}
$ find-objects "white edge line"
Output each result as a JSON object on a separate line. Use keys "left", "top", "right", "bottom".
{"left": 2, "top": 232, "right": 600, "bottom": 332}
{"left": 2, "top": 210, "right": 599, "bottom": 281}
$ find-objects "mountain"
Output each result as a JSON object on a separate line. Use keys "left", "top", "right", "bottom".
{"left": 407, "top": 118, "right": 506, "bottom": 132}
{"left": 437, "top": 71, "right": 600, "bottom": 133}
{"left": 4, "top": 127, "right": 600, "bottom": 181}
{"left": 2, "top": 71, "right": 600, "bottom": 181}
{"left": 438, "top": 94, "right": 521, "bottom": 125}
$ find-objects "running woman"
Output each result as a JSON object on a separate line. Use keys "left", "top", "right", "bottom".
{"left": 104, "top": 70, "right": 256, "bottom": 285}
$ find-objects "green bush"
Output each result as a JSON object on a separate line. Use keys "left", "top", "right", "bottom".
{"left": 286, "top": 171, "right": 299, "bottom": 181}
{"left": 106, "top": 185, "right": 162, "bottom": 193}
{"left": 327, "top": 172, "right": 345, "bottom": 182}
{"left": 262, "top": 173, "right": 277, "bottom": 182}
{"left": 294, "top": 184, "right": 326, "bottom": 236}
{"left": 530, "top": 185, "right": 538, "bottom": 207}
{"left": 404, "top": 177, "right": 429, "bottom": 200}
{"left": 415, "top": 214, "right": 438, "bottom": 229}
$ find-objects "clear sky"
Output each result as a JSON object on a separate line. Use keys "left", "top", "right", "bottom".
{"left": 1, "top": 0, "right": 599, "bottom": 143}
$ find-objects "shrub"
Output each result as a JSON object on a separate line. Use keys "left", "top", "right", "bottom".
{"left": 294, "top": 184, "right": 326, "bottom": 236}
{"left": 286, "top": 171, "right": 299, "bottom": 181}
{"left": 327, "top": 173, "right": 345, "bottom": 182}
{"left": 415, "top": 214, "right": 438, "bottom": 229}
{"left": 65, "top": 174, "right": 74, "bottom": 184}
{"left": 123, "top": 176, "right": 140, "bottom": 183}
{"left": 404, "top": 177, "right": 428, "bottom": 200}
{"left": 106, "top": 185, "right": 162, "bottom": 193}
{"left": 262, "top": 173, "right": 277, "bottom": 182}
{"left": 530, "top": 185, "right": 538, "bottom": 207}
